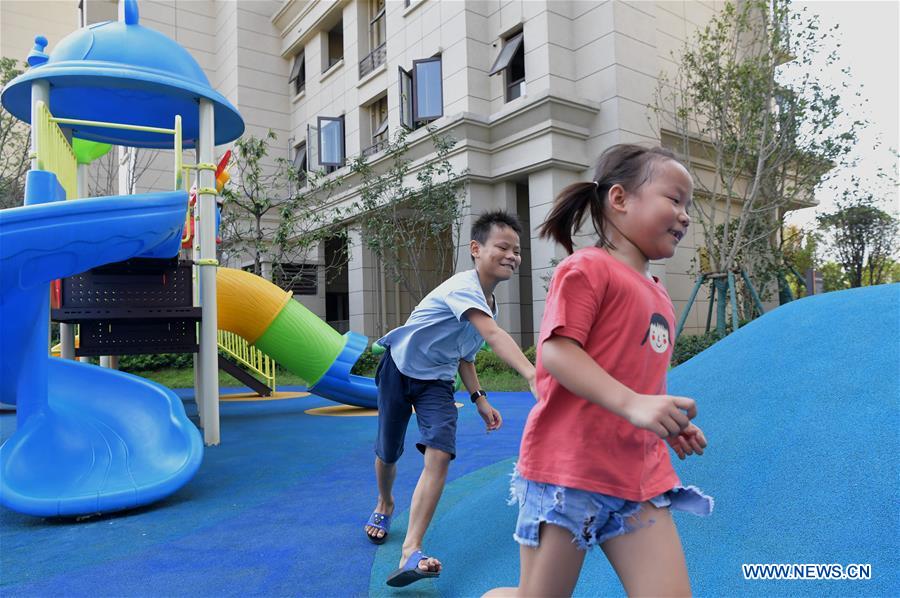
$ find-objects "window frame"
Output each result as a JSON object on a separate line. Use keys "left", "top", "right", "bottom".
{"left": 290, "top": 51, "right": 306, "bottom": 95}
{"left": 489, "top": 32, "right": 525, "bottom": 103}
{"left": 293, "top": 141, "right": 307, "bottom": 186}
{"left": 317, "top": 115, "right": 346, "bottom": 167}
{"left": 412, "top": 56, "right": 443, "bottom": 123}
{"left": 398, "top": 66, "right": 414, "bottom": 130}
{"left": 325, "top": 20, "right": 344, "bottom": 71}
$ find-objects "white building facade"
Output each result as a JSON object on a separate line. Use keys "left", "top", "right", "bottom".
{"left": 2, "top": 0, "right": 742, "bottom": 344}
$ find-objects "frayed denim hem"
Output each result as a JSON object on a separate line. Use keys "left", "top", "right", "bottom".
{"left": 508, "top": 466, "right": 713, "bottom": 551}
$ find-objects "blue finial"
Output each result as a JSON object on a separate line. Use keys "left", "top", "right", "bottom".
{"left": 26, "top": 36, "right": 49, "bottom": 67}
{"left": 124, "top": 0, "right": 139, "bottom": 25}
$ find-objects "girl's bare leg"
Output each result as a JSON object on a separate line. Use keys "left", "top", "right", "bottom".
{"left": 483, "top": 523, "right": 586, "bottom": 597}
{"left": 601, "top": 502, "right": 691, "bottom": 597}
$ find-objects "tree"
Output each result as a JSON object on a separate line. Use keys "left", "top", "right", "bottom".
{"left": 343, "top": 126, "right": 467, "bottom": 306}
{"left": 779, "top": 223, "right": 820, "bottom": 298}
{"left": 0, "top": 57, "right": 30, "bottom": 209}
{"left": 219, "top": 130, "right": 346, "bottom": 285}
{"left": 819, "top": 261, "right": 849, "bottom": 292}
{"left": 86, "top": 147, "right": 159, "bottom": 197}
{"left": 654, "top": 0, "right": 863, "bottom": 331}
{"left": 817, "top": 177, "right": 899, "bottom": 287}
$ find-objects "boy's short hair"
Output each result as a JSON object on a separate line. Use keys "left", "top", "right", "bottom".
{"left": 471, "top": 210, "right": 523, "bottom": 245}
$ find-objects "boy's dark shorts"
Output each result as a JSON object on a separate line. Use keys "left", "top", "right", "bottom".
{"left": 374, "top": 348, "right": 458, "bottom": 463}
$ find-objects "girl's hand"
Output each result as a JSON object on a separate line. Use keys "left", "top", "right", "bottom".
{"left": 626, "top": 393, "right": 696, "bottom": 438}
{"left": 667, "top": 423, "right": 707, "bottom": 459}
{"left": 476, "top": 399, "right": 503, "bottom": 432}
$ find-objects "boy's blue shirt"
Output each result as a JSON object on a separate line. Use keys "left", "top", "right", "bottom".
{"left": 377, "top": 269, "right": 497, "bottom": 382}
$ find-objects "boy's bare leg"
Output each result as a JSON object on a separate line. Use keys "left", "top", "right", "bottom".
{"left": 601, "top": 502, "right": 691, "bottom": 597}
{"left": 365, "top": 456, "right": 397, "bottom": 541}
{"left": 399, "top": 447, "right": 450, "bottom": 573}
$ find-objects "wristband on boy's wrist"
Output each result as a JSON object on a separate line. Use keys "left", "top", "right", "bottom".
{"left": 470, "top": 390, "right": 487, "bottom": 403}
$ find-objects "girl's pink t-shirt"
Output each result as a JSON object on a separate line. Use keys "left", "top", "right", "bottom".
{"left": 517, "top": 247, "right": 680, "bottom": 501}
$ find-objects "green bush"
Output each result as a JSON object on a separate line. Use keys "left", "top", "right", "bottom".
{"left": 474, "top": 345, "right": 535, "bottom": 377}
{"left": 119, "top": 353, "right": 193, "bottom": 372}
{"left": 351, "top": 347, "right": 382, "bottom": 376}
{"left": 671, "top": 331, "right": 727, "bottom": 366}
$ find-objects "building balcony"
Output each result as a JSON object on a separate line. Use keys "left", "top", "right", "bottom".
{"left": 359, "top": 42, "right": 386, "bottom": 79}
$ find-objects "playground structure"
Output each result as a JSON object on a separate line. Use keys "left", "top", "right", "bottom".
{"left": 0, "top": 0, "right": 377, "bottom": 518}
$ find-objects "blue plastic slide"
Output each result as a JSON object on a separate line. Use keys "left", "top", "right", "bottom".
{"left": 0, "top": 181, "right": 202, "bottom": 516}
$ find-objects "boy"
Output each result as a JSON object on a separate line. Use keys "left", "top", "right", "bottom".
{"left": 364, "top": 210, "right": 537, "bottom": 587}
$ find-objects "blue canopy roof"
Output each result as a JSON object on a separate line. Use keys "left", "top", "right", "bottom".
{"left": 0, "top": 0, "right": 244, "bottom": 149}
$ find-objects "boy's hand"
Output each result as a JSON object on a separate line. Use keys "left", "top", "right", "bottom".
{"left": 475, "top": 398, "right": 502, "bottom": 432}
{"left": 666, "top": 423, "right": 707, "bottom": 459}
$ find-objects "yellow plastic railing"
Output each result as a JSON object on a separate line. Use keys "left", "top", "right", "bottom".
{"left": 35, "top": 101, "right": 77, "bottom": 199}
{"left": 217, "top": 330, "right": 276, "bottom": 390}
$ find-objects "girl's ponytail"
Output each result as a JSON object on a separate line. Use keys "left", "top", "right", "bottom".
{"left": 538, "top": 181, "right": 608, "bottom": 255}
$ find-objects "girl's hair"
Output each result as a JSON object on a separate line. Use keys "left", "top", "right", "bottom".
{"left": 538, "top": 144, "right": 679, "bottom": 254}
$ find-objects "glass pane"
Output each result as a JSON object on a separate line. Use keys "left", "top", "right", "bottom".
{"left": 293, "top": 145, "right": 306, "bottom": 170}
{"left": 289, "top": 53, "right": 304, "bottom": 82}
{"left": 414, "top": 58, "right": 442, "bottom": 121}
{"left": 489, "top": 33, "right": 523, "bottom": 76}
{"left": 399, "top": 67, "right": 413, "bottom": 129}
{"left": 319, "top": 117, "right": 344, "bottom": 166}
{"left": 307, "top": 125, "right": 320, "bottom": 171}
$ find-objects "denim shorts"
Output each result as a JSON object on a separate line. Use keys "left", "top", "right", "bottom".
{"left": 374, "top": 349, "right": 458, "bottom": 463}
{"left": 509, "top": 469, "right": 713, "bottom": 550}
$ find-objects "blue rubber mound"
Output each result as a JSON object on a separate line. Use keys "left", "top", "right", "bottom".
{"left": 369, "top": 285, "right": 899, "bottom": 597}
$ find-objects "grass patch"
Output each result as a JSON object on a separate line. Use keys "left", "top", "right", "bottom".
{"left": 133, "top": 368, "right": 308, "bottom": 389}
{"left": 130, "top": 367, "right": 529, "bottom": 392}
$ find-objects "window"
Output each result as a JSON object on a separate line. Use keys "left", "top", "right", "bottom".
{"left": 360, "top": 0, "right": 387, "bottom": 77}
{"left": 290, "top": 52, "right": 305, "bottom": 95}
{"left": 293, "top": 142, "right": 307, "bottom": 186}
{"left": 307, "top": 124, "right": 320, "bottom": 172}
{"left": 372, "top": 96, "right": 389, "bottom": 145}
{"left": 326, "top": 20, "right": 344, "bottom": 71}
{"left": 318, "top": 115, "right": 345, "bottom": 168}
{"left": 413, "top": 57, "right": 443, "bottom": 122}
{"left": 399, "top": 56, "right": 443, "bottom": 130}
{"left": 398, "top": 66, "right": 414, "bottom": 129}
{"left": 274, "top": 264, "right": 318, "bottom": 296}
{"left": 370, "top": 0, "right": 386, "bottom": 51}
{"left": 489, "top": 32, "right": 525, "bottom": 102}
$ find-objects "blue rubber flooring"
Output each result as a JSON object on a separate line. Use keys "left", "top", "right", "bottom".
{"left": 1, "top": 284, "right": 898, "bottom": 597}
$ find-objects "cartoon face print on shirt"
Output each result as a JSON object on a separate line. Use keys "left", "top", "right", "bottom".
{"left": 640, "top": 313, "right": 671, "bottom": 354}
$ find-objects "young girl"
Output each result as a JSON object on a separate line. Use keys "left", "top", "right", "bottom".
{"left": 486, "top": 145, "right": 713, "bottom": 597}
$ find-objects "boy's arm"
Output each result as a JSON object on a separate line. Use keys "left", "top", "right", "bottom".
{"left": 464, "top": 309, "right": 537, "bottom": 398}
{"left": 458, "top": 359, "right": 502, "bottom": 431}
{"left": 458, "top": 358, "right": 481, "bottom": 395}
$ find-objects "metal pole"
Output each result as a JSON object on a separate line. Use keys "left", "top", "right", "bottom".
{"left": 198, "top": 99, "right": 220, "bottom": 445}
{"left": 193, "top": 147, "right": 203, "bottom": 428}
{"left": 740, "top": 268, "right": 766, "bottom": 317}
{"left": 705, "top": 282, "right": 715, "bottom": 333}
{"left": 60, "top": 162, "right": 90, "bottom": 361}
{"left": 675, "top": 273, "right": 705, "bottom": 340}
{"left": 727, "top": 271, "right": 740, "bottom": 332}
{"left": 715, "top": 278, "right": 727, "bottom": 334}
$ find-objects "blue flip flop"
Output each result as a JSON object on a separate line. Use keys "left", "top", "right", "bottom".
{"left": 365, "top": 511, "right": 391, "bottom": 545}
{"left": 386, "top": 550, "right": 440, "bottom": 587}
